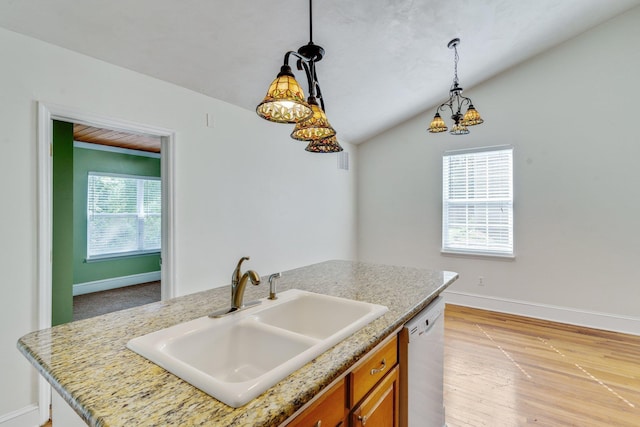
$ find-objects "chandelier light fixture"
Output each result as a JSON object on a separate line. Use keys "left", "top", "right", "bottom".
{"left": 256, "top": 0, "right": 343, "bottom": 153}
{"left": 429, "top": 38, "right": 484, "bottom": 135}
{"left": 305, "top": 135, "right": 343, "bottom": 153}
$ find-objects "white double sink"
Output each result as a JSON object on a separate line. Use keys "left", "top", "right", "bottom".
{"left": 127, "top": 289, "right": 388, "bottom": 407}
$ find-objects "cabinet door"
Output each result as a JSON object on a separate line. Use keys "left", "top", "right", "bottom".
{"left": 288, "top": 379, "right": 347, "bottom": 427}
{"left": 350, "top": 336, "right": 398, "bottom": 406}
{"left": 351, "top": 365, "right": 399, "bottom": 427}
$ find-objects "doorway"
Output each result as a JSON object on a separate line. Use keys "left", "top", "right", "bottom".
{"left": 36, "top": 102, "right": 175, "bottom": 425}
{"left": 52, "top": 120, "right": 164, "bottom": 323}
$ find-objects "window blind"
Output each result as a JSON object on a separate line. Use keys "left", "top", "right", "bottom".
{"left": 87, "top": 172, "right": 161, "bottom": 258}
{"left": 442, "top": 147, "right": 513, "bottom": 256}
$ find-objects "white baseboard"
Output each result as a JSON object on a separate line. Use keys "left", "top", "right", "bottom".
{"left": 73, "top": 271, "right": 161, "bottom": 296}
{"left": 0, "top": 404, "right": 40, "bottom": 427}
{"left": 443, "top": 290, "right": 640, "bottom": 336}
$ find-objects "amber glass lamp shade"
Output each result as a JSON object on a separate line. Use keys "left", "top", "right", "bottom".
{"left": 256, "top": 65, "right": 313, "bottom": 124}
{"left": 291, "top": 98, "right": 336, "bottom": 141}
{"left": 428, "top": 112, "right": 448, "bottom": 133}
{"left": 449, "top": 122, "right": 469, "bottom": 135}
{"left": 305, "top": 135, "right": 343, "bottom": 153}
{"left": 462, "top": 104, "right": 484, "bottom": 126}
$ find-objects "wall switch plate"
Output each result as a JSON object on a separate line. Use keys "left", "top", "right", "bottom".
{"left": 206, "top": 113, "right": 215, "bottom": 128}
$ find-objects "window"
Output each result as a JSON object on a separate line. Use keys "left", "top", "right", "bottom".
{"left": 442, "top": 146, "right": 513, "bottom": 257}
{"left": 87, "top": 172, "right": 161, "bottom": 259}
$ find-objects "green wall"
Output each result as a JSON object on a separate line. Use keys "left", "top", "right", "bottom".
{"left": 73, "top": 144, "right": 161, "bottom": 284}
{"left": 52, "top": 120, "right": 74, "bottom": 326}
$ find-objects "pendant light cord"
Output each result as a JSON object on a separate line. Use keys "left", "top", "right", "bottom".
{"left": 453, "top": 45, "right": 459, "bottom": 85}
{"left": 309, "top": 0, "right": 313, "bottom": 43}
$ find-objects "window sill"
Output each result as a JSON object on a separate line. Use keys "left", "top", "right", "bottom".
{"left": 440, "top": 249, "right": 515, "bottom": 261}
{"left": 85, "top": 250, "right": 160, "bottom": 263}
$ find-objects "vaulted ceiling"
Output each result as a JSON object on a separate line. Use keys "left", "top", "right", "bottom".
{"left": 1, "top": 0, "right": 638, "bottom": 143}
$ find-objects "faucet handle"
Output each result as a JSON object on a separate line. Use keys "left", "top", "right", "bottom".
{"left": 232, "top": 256, "right": 251, "bottom": 283}
{"left": 236, "top": 256, "right": 250, "bottom": 269}
{"left": 268, "top": 272, "right": 281, "bottom": 300}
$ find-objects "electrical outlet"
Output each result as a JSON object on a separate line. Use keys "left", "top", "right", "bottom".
{"left": 478, "top": 276, "right": 485, "bottom": 286}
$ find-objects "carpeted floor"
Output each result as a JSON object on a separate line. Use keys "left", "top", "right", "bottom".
{"left": 73, "top": 281, "right": 161, "bottom": 321}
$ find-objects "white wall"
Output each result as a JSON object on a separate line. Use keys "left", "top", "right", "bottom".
{"left": 358, "top": 7, "right": 640, "bottom": 327}
{"left": 0, "top": 28, "right": 356, "bottom": 421}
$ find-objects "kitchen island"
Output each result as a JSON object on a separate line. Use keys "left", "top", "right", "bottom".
{"left": 18, "top": 260, "right": 457, "bottom": 426}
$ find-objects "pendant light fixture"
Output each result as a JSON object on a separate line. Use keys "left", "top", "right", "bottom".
{"left": 255, "top": 65, "right": 312, "bottom": 124}
{"left": 429, "top": 38, "right": 484, "bottom": 135}
{"left": 256, "top": 0, "right": 341, "bottom": 152}
{"left": 305, "top": 135, "right": 343, "bottom": 153}
{"left": 290, "top": 97, "right": 336, "bottom": 141}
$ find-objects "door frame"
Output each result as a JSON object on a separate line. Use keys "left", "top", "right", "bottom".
{"left": 36, "top": 102, "right": 176, "bottom": 423}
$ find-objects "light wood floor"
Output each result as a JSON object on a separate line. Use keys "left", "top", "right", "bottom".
{"left": 41, "top": 305, "right": 640, "bottom": 427}
{"left": 445, "top": 304, "right": 640, "bottom": 427}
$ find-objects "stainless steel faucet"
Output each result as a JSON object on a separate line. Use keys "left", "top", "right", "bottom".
{"left": 268, "top": 272, "right": 281, "bottom": 300}
{"left": 209, "top": 256, "right": 261, "bottom": 318}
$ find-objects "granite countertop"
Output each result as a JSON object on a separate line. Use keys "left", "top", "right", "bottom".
{"left": 18, "top": 260, "right": 458, "bottom": 426}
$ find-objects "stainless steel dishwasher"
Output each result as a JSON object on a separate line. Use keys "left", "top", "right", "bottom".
{"left": 402, "top": 296, "right": 446, "bottom": 427}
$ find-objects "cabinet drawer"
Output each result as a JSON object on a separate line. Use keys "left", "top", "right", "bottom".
{"left": 287, "top": 378, "right": 347, "bottom": 427}
{"left": 349, "top": 336, "right": 398, "bottom": 405}
{"left": 351, "top": 365, "right": 399, "bottom": 427}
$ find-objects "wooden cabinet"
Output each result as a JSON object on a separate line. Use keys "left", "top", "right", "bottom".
{"left": 287, "top": 378, "right": 347, "bottom": 427}
{"left": 286, "top": 335, "right": 399, "bottom": 427}
{"left": 349, "top": 336, "right": 398, "bottom": 406}
{"left": 351, "top": 365, "right": 399, "bottom": 427}
{"left": 349, "top": 336, "right": 399, "bottom": 427}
